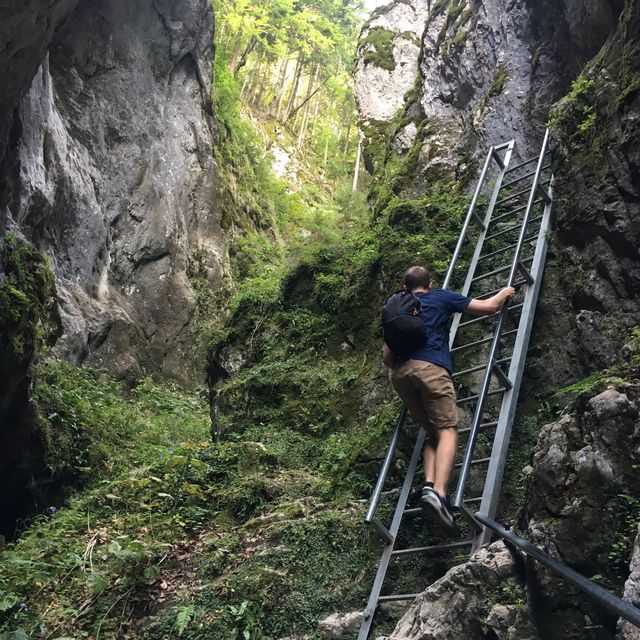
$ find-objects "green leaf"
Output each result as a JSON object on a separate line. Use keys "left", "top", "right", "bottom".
{"left": 0, "top": 592, "right": 20, "bottom": 612}
{"left": 176, "top": 605, "right": 195, "bottom": 637}
{"left": 88, "top": 571, "right": 109, "bottom": 595}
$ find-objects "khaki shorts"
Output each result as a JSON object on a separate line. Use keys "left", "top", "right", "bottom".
{"left": 391, "top": 359, "right": 459, "bottom": 432}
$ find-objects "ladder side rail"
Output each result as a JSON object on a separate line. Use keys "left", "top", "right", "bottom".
{"left": 475, "top": 513, "right": 640, "bottom": 628}
{"left": 453, "top": 130, "right": 551, "bottom": 509}
{"left": 473, "top": 180, "right": 554, "bottom": 550}
{"left": 442, "top": 145, "right": 499, "bottom": 290}
{"left": 449, "top": 140, "right": 515, "bottom": 347}
{"left": 505, "top": 129, "right": 551, "bottom": 288}
{"left": 452, "top": 304, "right": 509, "bottom": 508}
{"left": 365, "top": 406, "right": 407, "bottom": 539}
{"left": 358, "top": 428, "right": 427, "bottom": 640}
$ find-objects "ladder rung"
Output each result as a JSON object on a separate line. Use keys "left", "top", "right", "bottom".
{"left": 503, "top": 155, "right": 544, "bottom": 174}
{"left": 495, "top": 178, "right": 551, "bottom": 208}
{"left": 457, "top": 389, "right": 504, "bottom": 405}
{"left": 464, "top": 497, "right": 482, "bottom": 504}
{"left": 476, "top": 277, "right": 531, "bottom": 299}
{"left": 402, "top": 507, "right": 423, "bottom": 516}
{"left": 478, "top": 236, "right": 537, "bottom": 263}
{"left": 458, "top": 303, "right": 524, "bottom": 328}
{"left": 490, "top": 203, "right": 528, "bottom": 224}
{"left": 391, "top": 540, "right": 473, "bottom": 557}
{"left": 495, "top": 185, "right": 532, "bottom": 207}
{"left": 455, "top": 457, "right": 491, "bottom": 469}
{"left": 451, "top": 329, "right": 518, "bottom": 353}
{"left": 452, "top": 356, "right": 511, "bottom": 378}
{"left": 501, "top": 165, "right": 550, "bottom": 190}
{"left": 458, "top": 420, "right": 497, "bottom": 434}
{"left": 472, "top": 257, "right": 533, "bottom": 284}
{"left": 484, "top": 215, "right": 543, "bottom": 242}
{"left": 475, "top": 279, "right": 528, "bottom": 300}
{"left": 377, "top": 593, "right": 421, "bottom": 603}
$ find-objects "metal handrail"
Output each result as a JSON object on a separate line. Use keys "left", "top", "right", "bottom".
{"left": 475, "top": 513, "right": 640, "bottom": 628}
{"left": 453, "top": 129, "right": 551, "bottom": 508}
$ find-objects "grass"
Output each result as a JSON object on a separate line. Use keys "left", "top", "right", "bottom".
{"left": 0, "top": 355, "right": 392, "bottom": 638}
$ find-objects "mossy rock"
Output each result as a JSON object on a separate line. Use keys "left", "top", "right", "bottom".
{"left": 0, "top": 234, "right": 57, "bottom": 371}
{"left": 361, "top": 27, "right": 397, "bottom": 72}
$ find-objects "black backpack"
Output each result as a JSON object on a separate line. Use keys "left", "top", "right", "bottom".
{"left": 382, "top": 290, "right": 429, "bottom": 354}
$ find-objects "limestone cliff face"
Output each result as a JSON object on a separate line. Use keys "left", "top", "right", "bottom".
{"left": 355, "top": 0, "right": 621, "bottom": 172}
{"left": 1, "top": 0, "right": 225, "bottom": 386}
{"left": 0, "top": 0, "right": 226, "bottom": 536}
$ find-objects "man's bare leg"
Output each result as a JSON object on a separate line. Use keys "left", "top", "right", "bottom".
{"left": 423, "top": 439, "right": 436, "bottom": 484}
{"left": 433, "top": 426, "right": 457, "bottom": 497}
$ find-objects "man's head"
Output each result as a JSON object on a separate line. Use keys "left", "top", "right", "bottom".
{"left": 403, "top": 266, "right": 432, "bottom": 292}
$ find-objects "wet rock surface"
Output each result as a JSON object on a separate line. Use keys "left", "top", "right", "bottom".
{"left": 0, "top": 0, "right": 224, "bottom": 536}
{"left": 354, "top": 0, "right": 430, "bottom": 122}
{"left": 319, "top": 610, "right": 363, "bottom": 639}
{"left": 355, "top": 0, "right": 621, "bottom": 175}
{"left": 1, "top": 0, "right": 225, "bottom": 385}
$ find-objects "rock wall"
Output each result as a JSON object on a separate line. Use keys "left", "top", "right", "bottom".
{"left": 0, "top": 0, "right": 227, "bottom": 536}
{"left": 1, "top": 0, "right": 226, "bottom": 386}
{"left": 355, "top": 0, "right": 621, "bottom": 181}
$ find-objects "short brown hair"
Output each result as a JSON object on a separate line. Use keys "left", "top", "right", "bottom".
{"left": 403, "top": 266, "right": 431, "bottom": 291}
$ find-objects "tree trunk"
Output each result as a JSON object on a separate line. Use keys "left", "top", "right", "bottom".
{"left": 309, "top": 94, "right": 321, "bottom": 138}
{"left": 240, "top": 56, "right": 255, "bottom": 98}
{"left": 228, "top": 29, "right": 244, "bottom": 70}
{"left": 254, "top": 56, "right": 272, "bottom": 108}
{"left": 283, "top": 54, "right": 304, "bottom": 122}
{"left": 247, "top": 54, "right": 266, "bottom": 106}
{"left": 233, "top": 36, "right": 257, "bottom": 74}
{"left": 272, "top": 57, "right": 290, "bottom": 117}
{"left": 297, "top": 64, "right": 318, "bottom": 147}
{"left": 343, "top": 122, "right": 351, "bottom": 156}
{"left": 352, "top": 135, "right": 362, "bottom": 191}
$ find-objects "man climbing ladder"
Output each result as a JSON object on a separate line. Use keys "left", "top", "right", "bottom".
{"left": 382, "top": 265, "right": 515, "bottom": 532}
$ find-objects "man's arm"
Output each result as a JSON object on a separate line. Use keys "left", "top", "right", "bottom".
{"left": 382, "top": 343, "right": 394, "bottom": 368}
{"left": 466, "top": 286, "right": 516, "bottom": 316}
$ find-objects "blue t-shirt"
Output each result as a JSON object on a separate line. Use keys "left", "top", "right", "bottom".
{"left": 404, "top": 288, "right": 471, "bottom": 374}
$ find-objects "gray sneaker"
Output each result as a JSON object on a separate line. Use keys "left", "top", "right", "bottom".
{"left": 421, "top": 486, "right": 458, "bottom": 534}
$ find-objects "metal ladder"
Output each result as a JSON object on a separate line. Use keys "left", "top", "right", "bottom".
{"left": 358, "top": 130, "right": 554, "bottom": 639}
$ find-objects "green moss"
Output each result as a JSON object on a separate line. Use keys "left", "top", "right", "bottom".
{"left": 0, "top": 234, "right": 55, "bottom": 361}
{"left": 361, "top": 27, "right": 397, "bottom": 72}
{"left": 451, "top": 29, "right": 468, "bottom": 49}
{"left": 447, "top": 1, "right": 464, "bottom": 19}
{"left": 0, "top": 364, "right": 213, "bottom": 636}
{"left": 616, "top": 1, "right": 640, "bottom": 105}
{"left": 488, "top": 64, "right": 507, "bottom": 98}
